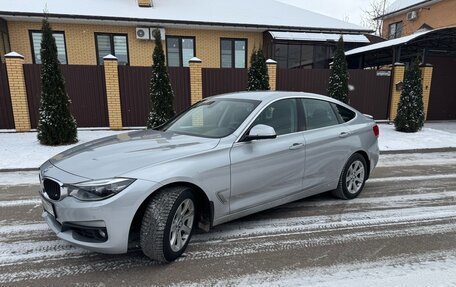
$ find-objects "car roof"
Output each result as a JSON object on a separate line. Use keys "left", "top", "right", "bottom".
{"left": 207, "top": 91, "right": 337, "bottom": 103}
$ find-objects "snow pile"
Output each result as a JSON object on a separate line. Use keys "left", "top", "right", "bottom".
{"left": 378, "top": 123, "right": 456, "bottom": 151}
{"left": 0, "top": 130, "right": 128, "bottom": 170}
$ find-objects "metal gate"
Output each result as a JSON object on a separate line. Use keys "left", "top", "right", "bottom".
{"left": 277, "top": 69, "right": 391, "bottom": 120}
{"left": 427, "top": 56, "right": 456, "bottom": 120}
{"left": 0, "top": 63, "right": 14, "bottom": 129}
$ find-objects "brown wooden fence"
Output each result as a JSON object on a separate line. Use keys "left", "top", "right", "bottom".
{"left": 23, "top": 64, "right": 109, "bottom": 128}
{"left": 277, "top": 69, "right": 390, "bottom": 119}
{"left": 0, "top": 63, "right": 14, "bottom": 129}
{"left": 118, "top": 66, "right": 190, "bottom": 127}
{"left": 202, "top": 68, "right": 248, "bottom": 98}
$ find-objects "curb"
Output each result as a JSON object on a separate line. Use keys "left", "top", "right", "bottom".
{"left": 380, "top": 147, "right": 456, "bottom": 155}
{"left": 0, "top": 168, "right": 39, "bottom": 173}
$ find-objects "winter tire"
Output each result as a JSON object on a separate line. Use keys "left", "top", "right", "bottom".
{"left": 140, "top": 186, "right": 196, "bottom": 263}
{"left": 332, "top": 153, "right": 367, "bottom": 200}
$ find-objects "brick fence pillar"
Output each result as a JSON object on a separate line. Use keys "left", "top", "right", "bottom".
{"left": 420, "top": 64, "right": 433, "bottom": 120}
{"left": 5, "top": 52, "right": 31, "bottom": 132}
{"left": 189, "top": 57, "right": 203, "bottom": 126}
{"left": 103, "top": 54, "right": 123, "bottom": 130}
{"left": 389, "top": 62, "right": 405, "bottom": 121}
{"left": 189, "top": 57, "right": 203, "bottom": 104}
{"left": 266, "top": 59, "right": 277, "bottom": 91}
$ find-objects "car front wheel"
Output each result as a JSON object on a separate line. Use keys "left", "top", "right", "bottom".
{"left": 332, "top": 153, "right": 368, "bottom": 200}
{"left": 140, "top": 186, "right": 196, "bottom": 263}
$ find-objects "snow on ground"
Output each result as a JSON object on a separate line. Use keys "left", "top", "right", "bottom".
{"left": 0, "top": 122, "right": 455, "bottom": 171}
{"left": 0, "top": 130, "right": 130, "bottom": 170}
{"left": 176, "top": 251, "right": 456, "bottom": 287}
{"left": 378, "top": 123, "right": 456, "bottom": 151}
{"left": 0, "top": 171, "right": 39, "bottom": 186}
{"left": 378, "top": 152, "right": 456, "bottom": 167}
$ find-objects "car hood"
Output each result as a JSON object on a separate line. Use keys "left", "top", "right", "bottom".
{"left": 49, "top": 130, "right": 220, "bottom": 180}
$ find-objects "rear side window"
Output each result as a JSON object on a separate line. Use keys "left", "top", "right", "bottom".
{"left": 301, "top": 99, "right": 339, "bottom": 130}
{"left": 334, "top": 104, "right": 356, "bottom": 122}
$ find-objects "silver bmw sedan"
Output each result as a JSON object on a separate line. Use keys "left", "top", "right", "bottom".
{"left": 39, "top": 91, "right": 379, "bottom": 262}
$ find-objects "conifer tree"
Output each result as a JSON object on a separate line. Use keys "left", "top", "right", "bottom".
{"left": 394, "top": 59, "right": 425, "bottom": 132}
{"left": 147, "top": 29, "right": 175, "bottom": 128}
{"left": 37, "top": 16, "right": 77, "bottom": 145}
{"left": 247, "top": 49, "right": 270, "bottom": 91}
{"left": 328, "top": 36, "right": 349, "bottom": 103}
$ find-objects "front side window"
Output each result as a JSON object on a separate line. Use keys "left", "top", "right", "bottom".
{"left": 221, "top": 39, "right": 247, "bottom": 68}
{"left": 253, "top": 99, "right": 298, "bottom": 136}
{"left": 301, "top": 99, "right": 339, "bottom": 130}
{"left": 163, "top": 99, "right": 260, "bottom": 138}
{"left": 389, "top": 21, "right": 403, "bottom": 39}
{"left": 30, "top": 31, "right": 67, "bottom": 64}
{"left": 96, "top": 33, "right": 128, "bottom": 65}
{"left": 166, "top": 36, "right": 195, "bottom": 67}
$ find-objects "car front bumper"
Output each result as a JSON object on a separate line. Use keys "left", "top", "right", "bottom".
{"left": 40, "top": 162, "right": 161, "bottom": 254}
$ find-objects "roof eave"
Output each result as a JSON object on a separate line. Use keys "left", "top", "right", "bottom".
{"left": 0, "top": 11, "right": 373, "bottom": 34}
{"left": 373, "top": 0, "right": 438, "bottom": 20}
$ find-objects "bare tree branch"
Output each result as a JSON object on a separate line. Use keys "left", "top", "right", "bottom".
{"left": 361, "top": 0, "right": 389, "bottom": 37}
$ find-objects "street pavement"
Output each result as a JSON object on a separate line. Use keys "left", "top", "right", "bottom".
{"left": 1, "top": 152, "right": 456, "bottom": 286}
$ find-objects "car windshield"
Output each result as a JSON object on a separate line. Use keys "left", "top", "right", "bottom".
{"left": 162, "top": 98, "right": 260, "bottom": 138}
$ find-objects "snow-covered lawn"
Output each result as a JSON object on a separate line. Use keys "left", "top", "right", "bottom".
{"left": 0, "top": 130, "right": 129, "bottom": 170}
{"left": 378, "top": 123, "right": 456, "bottom": 151}
{"left": 0, "top": 122, "right": 456, "bottom": 170}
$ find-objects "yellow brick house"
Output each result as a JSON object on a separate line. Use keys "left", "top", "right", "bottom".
{"left": 0, "top": 0, "right": 371, "bottom": 68}
{"left": 377, "top": 0, "right": 456, "bottom": 39}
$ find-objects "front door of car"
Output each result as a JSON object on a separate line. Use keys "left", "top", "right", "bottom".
{"left": 229, "top": 98, "right": 306, "bottom": 213}
{"left": 300, "top": 99, "right": 352, "bottom": 191}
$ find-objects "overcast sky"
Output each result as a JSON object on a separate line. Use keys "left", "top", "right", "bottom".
{"left": 279, "top": 0, "right": 369, "bottom": 27}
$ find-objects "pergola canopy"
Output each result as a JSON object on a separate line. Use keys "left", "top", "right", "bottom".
{"left": 345, "top": 27, "right": 456, "bottom": 68}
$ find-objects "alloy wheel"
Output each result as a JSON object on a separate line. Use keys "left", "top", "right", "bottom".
{"left": 345, "top": 160, "right": 365, "bottom": 194}
{"left": 169, "top": 198, "right": 195, "bottom": 252}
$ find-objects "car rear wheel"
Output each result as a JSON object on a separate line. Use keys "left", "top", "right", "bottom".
{"left": 332, "top": 153, "right": 367, "bottom": 200}
{"left": 140, "top": 186, "right": 196, "bottom": 263}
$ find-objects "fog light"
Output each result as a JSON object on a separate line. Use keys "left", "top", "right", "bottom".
{"left": 98, "top": 230, "right": 106, "bottom": 238}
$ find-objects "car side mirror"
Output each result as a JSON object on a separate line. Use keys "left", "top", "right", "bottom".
{"left": 243, "top": 124, "right": 277, "bottom": 141}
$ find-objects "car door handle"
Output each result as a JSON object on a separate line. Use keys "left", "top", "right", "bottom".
{"left": 289, "top": 143, "right": 305, "bottom": 150}
{"left": 339, "top": 132, "right": 351, "bottom": 138}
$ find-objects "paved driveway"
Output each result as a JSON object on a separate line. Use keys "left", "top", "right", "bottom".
{"left": 1, "top": 152, "right": 456, "bottom": 286}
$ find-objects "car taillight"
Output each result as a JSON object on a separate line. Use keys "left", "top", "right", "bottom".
{"left": 373, "top": 124, "right": 379, "bottom": 138}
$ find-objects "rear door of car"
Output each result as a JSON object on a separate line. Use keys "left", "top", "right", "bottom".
{"left": 300, "top": 98, "right": 354, "bottom": 192}
{"left": 229, "top": 98, "right": 306, "bottom": 213}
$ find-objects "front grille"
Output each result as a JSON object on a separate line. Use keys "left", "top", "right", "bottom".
{"left": 43, "top": 179, "right": 61, "bottom": 200}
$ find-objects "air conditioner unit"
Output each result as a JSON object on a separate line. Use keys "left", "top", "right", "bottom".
{"left": 136, "top": 27, "right": 150, "bottom": 40}
{"left": 407, "top": 10, "right": 418, "bottom": 21}
{"left": 150, "top": 28, "right": 166, "bottom": 40}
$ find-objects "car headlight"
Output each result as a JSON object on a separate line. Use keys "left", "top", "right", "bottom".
{"left": 65, "top": 178, "right": 135, "bottom": 201}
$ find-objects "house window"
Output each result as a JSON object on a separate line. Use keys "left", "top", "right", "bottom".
{"left": 220, "top": 39, "right": 247, "bottom": 68}
{"left": 389, "top": 21, "right": 403, "bottom": 39}
{"left": 30, "top": 31, "right": 67, "bottom": 64}
{"left": 166, "top": 36, "right": 195, "bottom": 67}
{"left": 274, "top": 43, "right": 333, "bottom": 69}
{"left": 0, "top": 20, "right": 10, "bottom": 61}
{"left": 95, "top": 33, "right": 129, "bottom": 65}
